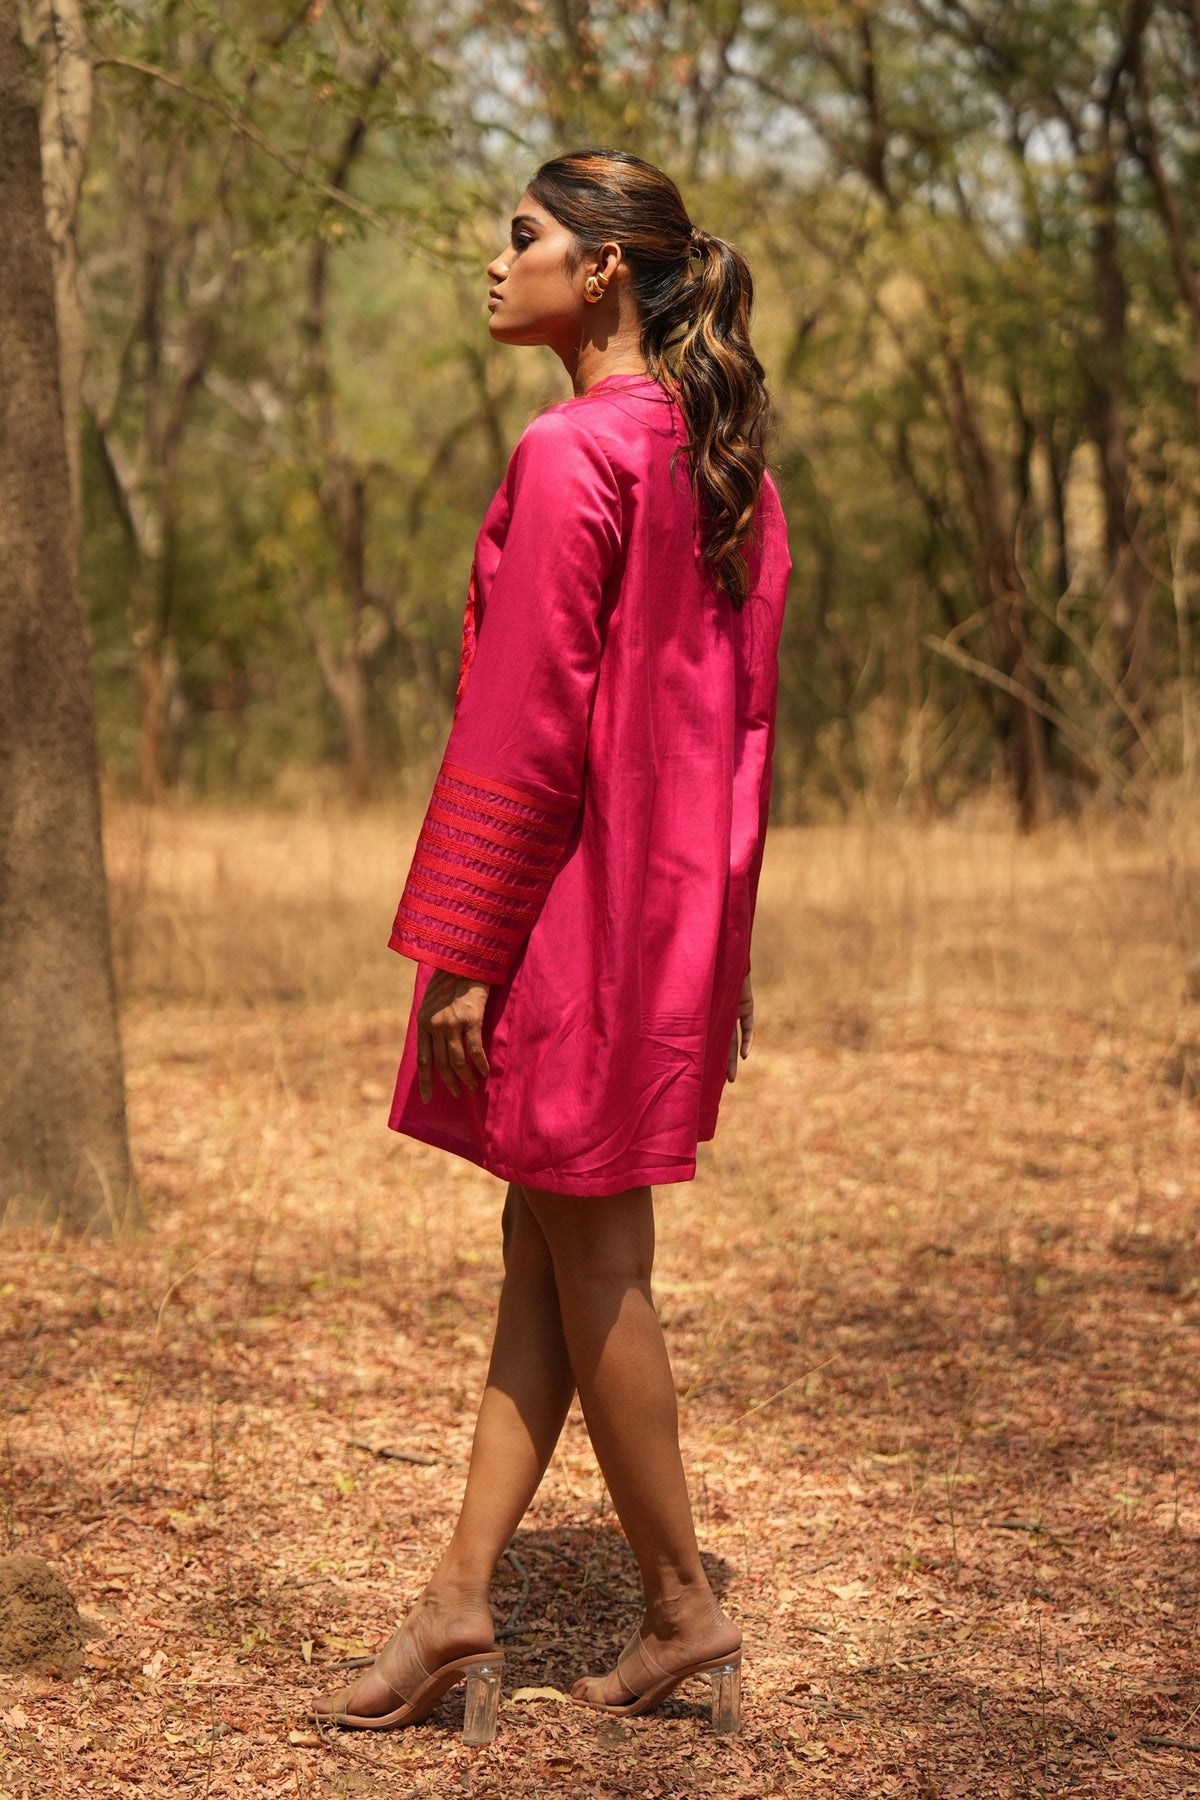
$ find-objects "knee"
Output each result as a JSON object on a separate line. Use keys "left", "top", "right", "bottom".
{"left": 524, "top": 1188, "right": 655, "bottom": 1290}
{"left": 501, "top": 1185, "right": 555, "bottom": 1281}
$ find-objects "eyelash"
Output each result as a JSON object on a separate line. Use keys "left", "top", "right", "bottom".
{"left": 512, "top": 233, "right": 534, "bottom": 252}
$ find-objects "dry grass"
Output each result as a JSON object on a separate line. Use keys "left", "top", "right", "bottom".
{"left": 2, "top": 799, "right": 1199, "bottom": 1798}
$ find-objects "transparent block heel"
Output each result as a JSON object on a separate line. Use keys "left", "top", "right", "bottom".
{"left": 706, "top": 1658, "right": 742, "bottom": 1733}
{"left": 461, "top": 1658, "right": 504, "bottom": 1745}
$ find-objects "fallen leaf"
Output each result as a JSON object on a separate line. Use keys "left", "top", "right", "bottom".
{"left": 829, "top": 1580, "right": 871, "bottom": 1602}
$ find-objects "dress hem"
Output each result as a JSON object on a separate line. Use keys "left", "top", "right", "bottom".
{"left": 389, "top": 1113, "right": 698, "bottom": 1197}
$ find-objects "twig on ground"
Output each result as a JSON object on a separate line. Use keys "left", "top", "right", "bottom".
{"left": 853, "top": 1644, "right": 975, "bottom": 1676}
{"left": 39, "top": 1256, "right": 122, "bottom": 1289}
{"left": 1070, "top": 1723, "right": 1200, "bottom": 1756}
{"left": 497, "top": 1545, "right": 532, "bottom": 1641}
{"left": 985, "top": 1519, "right": 1069, "bottom": 1538}
{"left": 780, "top": 1698, "right": 866, "bottom": 1720}
{"left": 347, "top": 1438, "right": 439, "bottom": 1466}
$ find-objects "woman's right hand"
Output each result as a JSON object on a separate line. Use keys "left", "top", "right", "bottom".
{"left": 417, "top": 970, "right": 491, "bottom": 1102}
{"left": 726, "top": 971, "right": 755, "bottom": 1081}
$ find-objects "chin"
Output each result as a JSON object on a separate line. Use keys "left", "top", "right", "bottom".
{"left": 489, "top": 313, "right": 557, "bottom": 349}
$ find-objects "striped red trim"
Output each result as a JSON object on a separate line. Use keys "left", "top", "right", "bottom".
{"left": 391, "top": 758, "right": 579, "bottom": 984}
{"left": 392, "top": 921, "right": 510, "bottom": 979}
{"left": 427, "top": 800, "right": 564, "bottom": 860}
{"left": 402, "top": 890, "right": 528, "bottom": 946}
{"left": 407, "top": 867, "right": 536, "bottom": 922}
{"left": 420, "top": 823, "right": 551, "bottom": 884}
{"left": 442, "top": 761, "right": 577, "bottom": 817}
{"left": 417, "top": 847, "right": 543, "bottom": 900}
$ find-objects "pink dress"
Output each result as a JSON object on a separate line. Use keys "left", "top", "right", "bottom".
{"left": 388, "top": 373, "right": 790, "bottom": 1196}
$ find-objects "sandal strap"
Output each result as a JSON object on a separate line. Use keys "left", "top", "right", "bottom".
{"left": 614, "top": 1632, "right": 669, "bottom": 1699}
{"left": 375, "top": 1629, "right": 431, "bottom": 1703}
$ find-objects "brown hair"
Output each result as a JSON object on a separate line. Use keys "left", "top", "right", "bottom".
{"left": 528, "top": 148, "right": 769, "bottom": 608}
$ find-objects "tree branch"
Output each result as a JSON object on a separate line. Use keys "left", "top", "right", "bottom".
{"left": 92, "top": 54, "right": 444, "bottom": 261}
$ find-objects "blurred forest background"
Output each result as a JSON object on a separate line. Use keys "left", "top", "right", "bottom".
{"left": 50, "top": 0, "right": 1200, "bottom": 826}
{"left": 6, "top": 11, "right": 1200, "bottom": 1789}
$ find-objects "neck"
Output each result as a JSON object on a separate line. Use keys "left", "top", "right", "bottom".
{"left": 563, "top": 331, "right": 648, "bottom": 397}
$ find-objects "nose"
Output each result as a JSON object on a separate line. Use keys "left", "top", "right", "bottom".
{"left": 486, "top": 251, "right": 508, "bottom": 281}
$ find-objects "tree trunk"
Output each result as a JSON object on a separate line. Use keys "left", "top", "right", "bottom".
{"left": 940, "top": 330, "right": 1052, "bottom": 828}
{"left": 1086, "top": 134, "right": 1154, "bottom": 770}
{"left": 34, "top": 0, "right": 92, "bottom": 564}
{"left": 0, "top": 0, "right": 138, "bottom": 1233}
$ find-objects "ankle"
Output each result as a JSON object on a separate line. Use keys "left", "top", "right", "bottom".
{"left": 642, "top": 1579, "right": 724, "bottom": 1640}
{"left": 420, "top": 1570, "right": 494, "bottom": 1620}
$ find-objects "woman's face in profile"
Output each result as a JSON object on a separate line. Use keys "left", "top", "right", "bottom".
{"left": 486, "top": 191, "right": 587, "bottom": 350}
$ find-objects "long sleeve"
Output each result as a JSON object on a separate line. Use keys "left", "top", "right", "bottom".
{"left": 390, "top": 408, "right": 623, "bottom": 983}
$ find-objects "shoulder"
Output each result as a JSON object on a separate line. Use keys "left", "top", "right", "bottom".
{"left": 756, "top": 472, "right": 790, "bottom": 564}
{"left": 511, "top": 379, "right": 677, "bottom": 476}
{"left": 505, "top": 401, "right": 623, "bottom": 506}
{"left": 758, "top": 471, "right": 786, "bottom": 532}
{"left": 512, "top": 400, "right": 612, "bottom": 468}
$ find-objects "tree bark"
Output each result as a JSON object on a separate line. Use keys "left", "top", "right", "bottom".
{"left": 1085, "top": 132, "right": 1155, "bottom": 767}
{"left": 0, "top": 0, "right": 137, "bottom": 1232}
{"left": 34, "top": 0, "right": 92, "bottom": 564}
{"left": 300, "top": 64, "right": 386, "bottom": 804}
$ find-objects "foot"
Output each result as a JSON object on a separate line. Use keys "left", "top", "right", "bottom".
{"left": 572, "top": 1592, "right": 741, "bottom": 1710}
{"left": 313, "top": 1585, "right": 496, "bottom": 1721}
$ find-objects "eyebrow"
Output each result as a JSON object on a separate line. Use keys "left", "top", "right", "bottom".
{"left": 510, "top": 213, "right": 541, "bottom": 231}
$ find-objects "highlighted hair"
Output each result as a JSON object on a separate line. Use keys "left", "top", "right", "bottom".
{"left": 529, "top": 148, "right": 770, "bottom": 608}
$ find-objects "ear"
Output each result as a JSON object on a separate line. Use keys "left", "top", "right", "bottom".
{"left": 592, "top": 240, "right": 624, "bottom": 285}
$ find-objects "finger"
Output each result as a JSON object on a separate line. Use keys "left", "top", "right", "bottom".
{"left": 741, "top": 1012, "right": 755, "bottom": 1059}
{"left": 446, "top": 1030, "right": 478, "bottom": 1092}
{"left": 465, "top": 1020, "right": 490, "bottom": 1080}
{"left": 416, "top": 1025, "right": 433, "bottom": 1104}
{"left": 727, "top": 1030, "right": 738, "bottom": 1083}
{"left": 432, "top": 1027, "right": 460, "bottom": 1100}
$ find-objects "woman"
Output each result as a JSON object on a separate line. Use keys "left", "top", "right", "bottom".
{"left": 314, "top": 148, "right": 790, "bottom": 1743}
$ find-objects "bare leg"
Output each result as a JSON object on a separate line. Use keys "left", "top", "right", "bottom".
{"left": 523, "top": 1185, "right": 740, "bottom": 1706}
{"left": 315, "top": 1185, "right": 574, "bottom": 1717}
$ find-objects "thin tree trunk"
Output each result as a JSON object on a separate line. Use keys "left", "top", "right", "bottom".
{"left": 940, "top": 331, "right": 1052, "bottom": 828}
{"left": 0, "top": 0, "right": 138, "bottom": 1233}
{"left": 300, "top": 68, "right": 385, "bottom": 803}
{"left": 34, "top": 0, "right": 92, "bottom": 564}
{"left": 1087, "top": 144, "right": 1155, "bottom": 765}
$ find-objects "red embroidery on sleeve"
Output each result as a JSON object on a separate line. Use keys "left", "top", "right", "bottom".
{"left": 453, "top": 571, "right": 478, "bottom": 714}
{"left": 390, "top": 763, "right": 577, "bottom": 982}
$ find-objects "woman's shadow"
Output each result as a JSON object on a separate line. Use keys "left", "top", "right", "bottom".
{"left": 486, "top": 1522, "right": 738, "bottom": 1722}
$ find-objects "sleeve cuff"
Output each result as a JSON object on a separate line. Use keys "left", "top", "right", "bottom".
{"left": 389, "top": 761, "right": 578, "bottom": 982}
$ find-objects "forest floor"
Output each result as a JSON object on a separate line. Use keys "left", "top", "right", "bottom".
{"left": 3, "top": 797, "right": 1200, "bottom": 1799}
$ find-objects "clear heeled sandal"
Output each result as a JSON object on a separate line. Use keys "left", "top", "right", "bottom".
{"left": 313, "top": 1649, "right": 505, "bottom": 1743}
{"left": 573, "top": 1635, "right": 743, "bottom": 1732}
{"left": 706, "top": 1656, "right": 742, "bottom": 1733}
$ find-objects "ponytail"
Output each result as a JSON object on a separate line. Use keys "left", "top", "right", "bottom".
{"left": 528, "top": 149, "right": 770, "bottom": 608}
{"left": 644, "top": 231, "right": 768, "bottom": 609}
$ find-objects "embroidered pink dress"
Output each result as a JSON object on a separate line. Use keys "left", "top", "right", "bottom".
{"left": 388, "top": 374, "right": 790, "bottom": 1196}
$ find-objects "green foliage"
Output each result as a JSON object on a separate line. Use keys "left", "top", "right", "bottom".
{"left": 71, "top": 0, "right": 1200, "bottom": 815}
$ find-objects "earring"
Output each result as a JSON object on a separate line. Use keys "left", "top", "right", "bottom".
{"left": 584, "top": 272, "right": 608, "bottom": 303}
